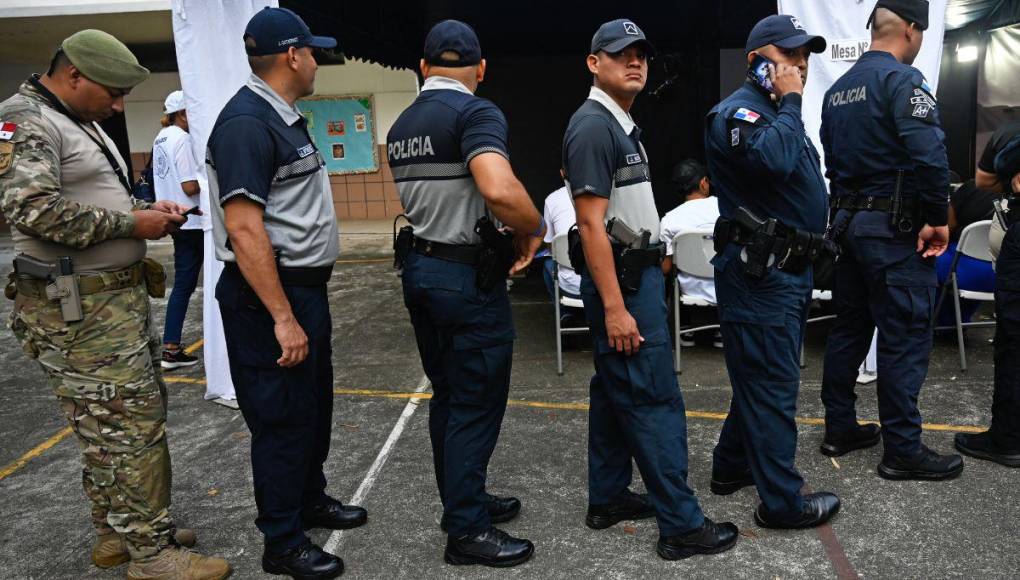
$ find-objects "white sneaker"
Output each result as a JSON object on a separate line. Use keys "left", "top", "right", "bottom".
{"left": 679, "top": 332, "right": 696, "bottom": 347}
{"left": 856, "top": 371, "right": 877, "bottom": 384}
{"left": 712, "top": 331, "right": 724, "bottom": 349}
{"left": 212, "top": 398, "right": 239, "bottom": 410}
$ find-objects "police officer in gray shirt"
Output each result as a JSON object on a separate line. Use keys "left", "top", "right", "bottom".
{"left": 208, "top": 8, "right": 365, "bottom": 579}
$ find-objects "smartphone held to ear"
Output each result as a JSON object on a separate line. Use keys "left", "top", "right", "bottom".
{"left": 747, "top": 54, "right": 775, "bottom": 94}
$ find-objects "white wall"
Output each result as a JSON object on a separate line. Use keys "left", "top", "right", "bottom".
{"left": 124, "top": 72, "right": 181, "bottom": 152}
{"left": 122, "top": 60, "right": 418, "bottom": 154}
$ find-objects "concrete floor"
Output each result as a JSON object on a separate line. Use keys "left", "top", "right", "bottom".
{"left": 0, "top": 225, "right": 1017, "bottom": 579}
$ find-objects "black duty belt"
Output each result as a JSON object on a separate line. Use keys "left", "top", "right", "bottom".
{"left": 715, "top": 211, "right": 827, "bottom": 277}
{"left": 411, "top": 237, "right": 482, "bottom": 265}
{"left": 613, "top": 243, "right": 664, "bottom": 269}
{"left": 832, "top": 195, "right": 917, "bottom": 212}
{"left": 224, "top": 262, "right": 332, "bottom": 286}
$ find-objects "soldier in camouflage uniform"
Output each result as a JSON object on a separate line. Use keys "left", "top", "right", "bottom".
{"left": 0, "top": 30, "right": 230, "bottom": 580}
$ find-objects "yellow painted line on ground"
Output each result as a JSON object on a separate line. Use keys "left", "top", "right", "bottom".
{"left": 164, "top": 376, "right": 206, "bottom": 384}
{"left": 183, "top": 339, "right": 204, "bottom": 355}
{"left": 0, "top": 384, "right": 987, "bottom": 482}
{"left": 335, "top": 258, "right": 391, "bottom": 265}
{"left": 163, "top": 380, "right": 989, "bottom": 433}
{"left": 0, "top": 426, "right": 73, "bottom": 482}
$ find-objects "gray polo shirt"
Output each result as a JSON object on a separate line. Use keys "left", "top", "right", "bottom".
{"left": 563, "top": 86, "right": 660, "bottom": 239}
{"left": 208, "top": 74, "right": 339, "bottom": 267}
{"left": 386, "top": 75, "right": 510, "bottom": 245}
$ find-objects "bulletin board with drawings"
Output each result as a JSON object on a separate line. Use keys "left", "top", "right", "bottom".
{"left": 296, "top": 95, "right": 378, "bottom": 175}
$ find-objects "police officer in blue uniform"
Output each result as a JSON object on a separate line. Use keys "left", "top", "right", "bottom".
{"left": 567, "top": 19, "right": 738, "bottom": 560}
{"left": 705, "top": 14, "right": 841, "bottom": 529}
{"left": 387, "top": 20, "right": 543, "bottom": 568}
{"left": 819, "top": 0, "right": 964, "bottom": 481}
{"left": 954, "top": 137, "right": 1020, "bottom": 467}
{"left": 209, "top": 8, "right": 367, "bottom": 579}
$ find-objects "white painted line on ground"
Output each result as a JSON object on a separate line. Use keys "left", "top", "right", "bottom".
{"left": 324, "top": 374, "right": 431, "bottom": 555}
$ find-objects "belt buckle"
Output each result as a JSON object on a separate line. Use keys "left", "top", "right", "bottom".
{"left": 422, "top": 241, "right": 433, "bottom": 256}
{"left": 864, "top": 196, "right": 874, "bottom": 210}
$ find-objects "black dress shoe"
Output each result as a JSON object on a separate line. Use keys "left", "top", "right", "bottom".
{"left": 440, "top": 494, "right": 522, "bottom": 531}
{"left": 302, "top": 498, "right": 368, "bottom": 530}
{"left": 955, "top": 432, "right": 1020, "bottom": 468}
{"left": 585, "top": 488, "right": 656, "bottom": 529}
{"left": 820, "top": 423, "right": 881, "bottom": 457}
{"left": 754, "top": 492, "right": 840, "bottom": 529}
{"left": 710, "top": 467, "right": 754, "bottom": 496}
{"left": 877, "top": 445, "right": 964, "bottom": 481}
{"left": 444, "top": 527, "right": 534, "bottom": 568}
{"left": 263, "top": 542, "right": 343, "bottom": 579}
{"left": 657, "top": 518, "right": 739, "bottom": 560}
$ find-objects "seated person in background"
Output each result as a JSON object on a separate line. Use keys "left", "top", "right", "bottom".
{"left": 976, "top": 119, "right": 1020, "bottom": 193}
{"left": 935, "top": 175, "right": 997, "bottom": 327}
{"left": 541, "top": 183, "right": 584, "bottom": 326}
{"left": 659, "top": 159, "right": 721, "bottom": 348}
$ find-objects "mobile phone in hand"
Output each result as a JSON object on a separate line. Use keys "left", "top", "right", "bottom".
{"left": 182, "top": 205, "right": 202, "bottom": 216}
{"left": 747, "top": 54, "right": 775, "bottom": 94}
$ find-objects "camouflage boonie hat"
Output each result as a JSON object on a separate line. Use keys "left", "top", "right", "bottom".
{"left": 61, "top": 29, "right": 150, "bottom": 89}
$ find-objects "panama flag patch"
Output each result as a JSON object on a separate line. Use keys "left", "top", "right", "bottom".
{"left": 0, "top": 122, "right": 17, "bottom": 141}
{"left": 733, "top": 108, "right": 760, "bottom": 124}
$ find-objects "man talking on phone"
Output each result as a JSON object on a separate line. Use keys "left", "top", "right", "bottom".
{"left": 704, "top": 15, "right": 840, "bottom": 530}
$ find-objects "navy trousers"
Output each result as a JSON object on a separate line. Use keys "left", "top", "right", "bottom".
{"left": 711, "top": 244, "right": 810, "bottom": 518}
{"left": 990, "top": 222, "right": 1020, "bottom": 449}
{"left": 821, "top": 210, "right": 936, "bottom": 458}
{"left": 580, "top": 266, "right": 704, "bottom": 536}
{"left": 217, "top": 267, "right": 333, "bottom": 554}
{"left": 401, "top": 251, "right": 515, "bottom": 537}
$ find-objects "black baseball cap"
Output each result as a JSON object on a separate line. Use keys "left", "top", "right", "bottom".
{"left": 867, "top": 0, "right": 930, "bottom": 31}
{"left": 424, "top": 20, "right": 482, "bottom": 67}
{"left": 591, "top": 19, "right": 656, "bottom": 57}
{"left": 244, "top": 7, "right": 337, "bottom": 56}
{"left": 745, "top": 14, "right": 826, "bottom": 54}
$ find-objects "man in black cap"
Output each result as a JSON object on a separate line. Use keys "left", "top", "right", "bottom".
{"left": 208, "top": 7, "right": 365, "bottom": 578}
{"left": 954, "top": 136, "right": 1020, "bottom": 468}
{"left": 705, "top": 14, "right": 841, "bottom": 529}
{"left": 388, "top": 19, "right": 542, "bottom": 567}
{"left": 819, "top": 0, "right": 964, "bottom": 482}
{"left": 565, "top": 18, "right": 738, "bottom": 560}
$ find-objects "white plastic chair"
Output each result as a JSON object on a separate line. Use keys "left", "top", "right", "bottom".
{"left": 933, "top": 219, "right": 996, "bottom": 371}
{"left": 552, "top": 233, "right": 588, "bottom": 375}
{"left": 671, "top": 228, "right": 720, "bottom": 375}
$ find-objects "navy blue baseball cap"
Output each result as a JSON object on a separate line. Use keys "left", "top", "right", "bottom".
{"left": 424, "top": 20, "right": 482, "bottom": 67}
{"left": 867, "top": 0, "right": 930, "bottom": 31}
{"left": 745, "top": 14, "right": 826, "bottom": 54}
{"left": 244, "top": 7, "right": 337, "bottom": 56}
{"left": 591, "top": 19, "right": 655, "bottom": 57}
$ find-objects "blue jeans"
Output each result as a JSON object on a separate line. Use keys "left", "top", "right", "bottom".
{"left": 541, "top": 257, "right": 583, "bottom": 318}
{"left": 163, "top": 229, "right": 203, "bottom": 345}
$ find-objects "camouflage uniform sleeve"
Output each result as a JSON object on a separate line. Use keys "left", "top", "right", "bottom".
{"left": 131, "top": 198, "right": 153, "bottom": 211}
{"left": 0, "top": 108, "right": 136, "bottom": 249}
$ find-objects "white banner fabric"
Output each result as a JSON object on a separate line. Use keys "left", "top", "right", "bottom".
{"left": 171, "top": 0, "right": 278, "bottom": 401}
